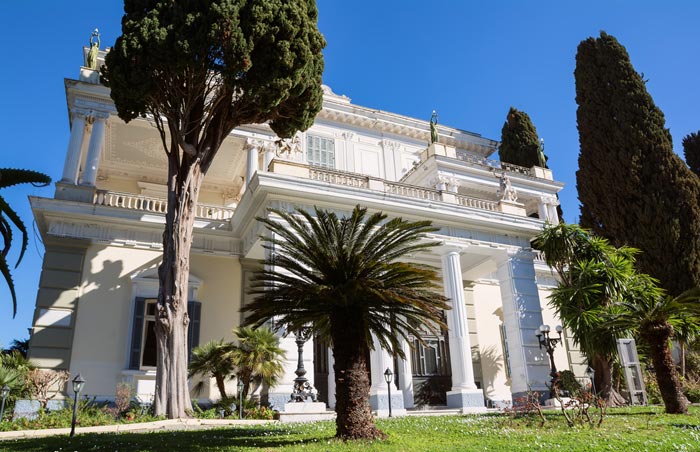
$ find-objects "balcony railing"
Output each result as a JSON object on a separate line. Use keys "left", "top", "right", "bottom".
{"left": 455, "top": 194, "right": 498, "bottom": 211}
{"left": 93, "top": 191, "right": 235, "bottom": 221}
{"left": 309, "top": 167, "right": 370, "bottom": 189}
{"left": 455, "top": 150, "right": 532, "bottom": 176}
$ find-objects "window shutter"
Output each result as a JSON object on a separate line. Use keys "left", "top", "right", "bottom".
{"left": 129, "top": 297, "right": 146, "bottom": 369}
{"left": 187, "top": 301, "right": 202, "bottom": 362}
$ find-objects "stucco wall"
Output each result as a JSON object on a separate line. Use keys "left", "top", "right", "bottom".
{"left": 68, "top": 244, "right": 242, "bottom": 400}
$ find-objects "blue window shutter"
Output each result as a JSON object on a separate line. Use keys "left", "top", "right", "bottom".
{"left": 129, "top": 297, "right": 146, "bottom": 369}
{"left": 187, "top": 301, "right": 202, "bottom": 362}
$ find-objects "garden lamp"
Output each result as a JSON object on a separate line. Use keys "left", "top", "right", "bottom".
{"left": 70, "top": 374, "right": 85, "bottom": 437}
{"left": 384, "top": 368, "right": 393, "bottom": 418}
{"left": 535, "top": 324, "right": 563, "bottom": 398}
{"left": 0, "top": 384, "right": 10, "bottom": 421}
{"left": 237, "top": 379, "right": 244, "bottom": 420}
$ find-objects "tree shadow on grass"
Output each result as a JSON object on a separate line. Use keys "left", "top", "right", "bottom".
{"left": 0, "top": 426, "right": 336, "bottom": 452}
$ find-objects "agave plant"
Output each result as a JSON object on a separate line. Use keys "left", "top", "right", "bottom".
{"left": 0, "top": 169, "right": 50, "bottom": 317}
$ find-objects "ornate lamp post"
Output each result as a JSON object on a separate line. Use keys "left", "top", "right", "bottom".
{"left": 535, "top": 325, "right": 563, "bottom": 398}
{"left": 237, "top": 379, "right": 244, "bottom": 420}
{"left": 70, "top": 374, "right": 85, "bottom": 437}
{"left": 384, "top": 368, "right": 393, "bottom": 418}
{"left": 0, "top": 385, "right": 10, "bottom": 421}
{"left": 290, "top": 326, "right": 317, "bottom": 403}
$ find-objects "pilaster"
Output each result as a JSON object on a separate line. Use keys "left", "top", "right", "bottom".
{"left": 496, "top": 249, "right": 550, "bottom": 399}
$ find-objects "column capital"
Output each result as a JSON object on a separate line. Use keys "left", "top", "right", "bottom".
{"left": 436, "top": 244, "right": 463, "bottom": 257}
{"left": 245, "top": 137, "right": 274, "bottom": 153}
{"left": 69, "top": 108, "right": 92, "bottom": 120}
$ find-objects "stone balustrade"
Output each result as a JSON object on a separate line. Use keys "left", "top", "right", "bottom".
{"left": 93, "top": 190, "right": 235, "bottom": 221}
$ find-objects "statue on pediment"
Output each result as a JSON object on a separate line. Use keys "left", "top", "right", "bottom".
{"left": 87, "top": 29, "right": 101, "bottom": 69}
{"left": 430, "top": 110, "right": 438, "bottom": 144}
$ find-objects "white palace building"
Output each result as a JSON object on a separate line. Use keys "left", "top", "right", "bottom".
{"left": 26, "top": 45, "right": 585, "bottom": 414}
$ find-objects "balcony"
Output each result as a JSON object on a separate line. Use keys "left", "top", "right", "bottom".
{"left": 93, "top": 190, "right": 236, "bottom": 221}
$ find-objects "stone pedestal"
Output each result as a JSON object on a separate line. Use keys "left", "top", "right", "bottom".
{"left": 277, "top": 402, "right": 334, "bottom": 422}
{"left": 370, "top": 390, "right": 407, "bottom": 417}
{"left": 498, "top": 200, "right": 526, "bottom": 216}
{"left": 446, "top": 389, "right": 486, "bottom": 410}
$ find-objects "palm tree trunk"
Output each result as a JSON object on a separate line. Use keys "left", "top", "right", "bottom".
{"left": 214, "top": 374, "right": 228, "bottom": 399}
{"left": 331, "top": 313, "right": 386, "bottom": 440}
{"left": 642, "top": 324, "right": 688, "bottom": 414}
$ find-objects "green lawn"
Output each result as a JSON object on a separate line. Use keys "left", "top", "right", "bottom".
{"left": 2, "top": 407, "right": 700, "bottom": 451}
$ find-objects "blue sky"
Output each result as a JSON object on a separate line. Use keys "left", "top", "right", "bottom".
{"left": 1, "top": 1, "right": 699, "bottom": 345}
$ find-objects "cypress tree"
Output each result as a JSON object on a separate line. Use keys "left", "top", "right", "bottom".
{"left": 575, "top": 31, "right": 700, "bottom": 296}
{"left": 683, "top": 132, "right": 700, "bottom": 177}
{"left": 498, "top": 107, "right": 547, "bottom": 168}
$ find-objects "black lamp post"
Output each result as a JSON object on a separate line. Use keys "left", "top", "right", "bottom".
{"left": 237, "top": 379, "right": 244, "bottom": 420}
{"left": 383, "top": 368, "right": 393, "bottom": 418}
{"left": 535, "top": 324, "right": 563, "bottom": 398}
{"left": 289, "top": 326, "right": 317, "bottom": 403}
{"left": 70, "top": 374, "right": 85, "bottom": 437}
{"left": 0, "top": 384, "right": 10, "bottom": 422}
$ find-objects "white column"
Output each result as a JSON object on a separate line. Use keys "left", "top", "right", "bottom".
{"left": 496, "top": 249, "right": 550, "bottom": 398}
{"left": 61, "top": 110, "right": 88, "bottom": 184}
{"left": 442, "top": 248, "right": 484, "bottom": 409}
{"left": 442, "top": 249, "right": 477, "bottom": 390}
{"left": 369, "top": 335, "right": 405, "bottom": 416}
{"left": 547, "top": 200, "right": 559, "bottom": 222}
{"left": 263, "top": 146, "right": 275, "bottom": 171}
{"left": 399, "top": 340, "right": 414, "bottom": 409}
{"left": 327, "top": 348, "right": 336, "bottom": 409}
{"left": 537, "top": 197, "right": 550, "bottom": 222}
{"left": 80, "top": 112, "right": 108, "bottom": 186}
{"left": 245, "top": 141, "right": 261, "bottom": 184}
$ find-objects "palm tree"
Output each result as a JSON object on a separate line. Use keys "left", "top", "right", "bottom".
{"left": 532, "top": 222, "right": 641, "bottom": 406}
{"left": 609, "top": 287, "right": 700, "bottom": 414}
{"left": 230, "top": 326, "right": 284, "bottom": 400}
{"left": 188, "top": 340, "right": 236, "bottom": 399}
{"left": 1, "top": 169, "right": 50, "bottom": 317}
{"left": 245, "top": 205, "right": 449, "bottom": 440}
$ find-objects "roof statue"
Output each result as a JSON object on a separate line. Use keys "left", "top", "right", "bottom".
{"left": 430, "top": 110, "right": 439, "bottom": 144}
{"left": 87, "top": 29, "right": 100, "bottom": 69}
{"left": 537, "top": 138, "right": 547, "bottom": 168}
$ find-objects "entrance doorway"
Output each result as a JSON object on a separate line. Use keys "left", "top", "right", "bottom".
{"left": 411, "top": 334, "right": 451, "bottom": 406}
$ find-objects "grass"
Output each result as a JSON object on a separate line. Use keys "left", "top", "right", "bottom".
{"left": 1, "top": 407, "right": 700, "bottom": 451}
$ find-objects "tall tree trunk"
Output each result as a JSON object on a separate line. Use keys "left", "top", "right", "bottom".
{"left": 592, "top": 355, "right": 627, "bottom": 407}
{"left": 331, "top": 312, "right": 386, "bottom": 441}
{"left": 215, "top": 374, "right": 228, "bottom": 400}
{"left": 643, "top": 324, "right": 688, "bottom": 414}
{"left": 154, "top": 156, "right": 205, "bottom": 418}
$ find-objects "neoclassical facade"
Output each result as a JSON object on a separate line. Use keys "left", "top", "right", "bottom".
{"left": 27, "top": 46, "right": 584, "bottom": 413}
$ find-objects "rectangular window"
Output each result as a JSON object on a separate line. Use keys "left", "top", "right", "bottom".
{"left": 306, "top": 135, "right": 335, "bottom": 168}
{"left": 500, "top": 324, "right": 511, "bottom": 378}
{"left": 411, "top": 336, "right": 450, "bottom": 376}
{"left": 141, "top": 300, "right": 158, "bottom": 367}
{"left": 128, "top": 298, "right": 201, "bottom": 370}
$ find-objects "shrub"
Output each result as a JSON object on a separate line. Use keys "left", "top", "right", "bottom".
{"left": 681, "top": 376, "right": 700, "bottom": 403}
{"left": 558, "top": 370, "right": 583, "bottom": 396}
{"left": 246, "top": 406, "right": 275, "bottom": 420}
